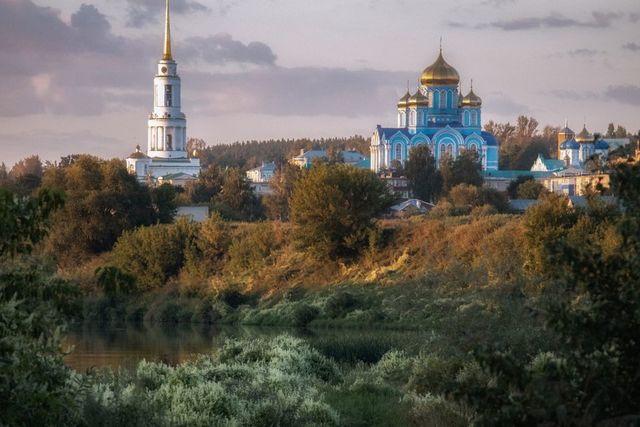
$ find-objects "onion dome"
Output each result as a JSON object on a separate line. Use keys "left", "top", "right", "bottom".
{"left": 397, "top": 90, "right": 411, "bottom": 108}
{"left": 575, "top": 125, "right": 593, "bottom": 143}
{"left": 420, "top": 49, "right": 460, "bottom": 86}
{"left": 559, "top": 119, "right": 574, "bottom": 135}
{"left": 128, "top": 145, "right": 149, "bottom": 159}
{"left": 461, "top": 81, "right": 482, "bottom": 107}
{"left": 408, "top": 90, "right": 429, "bottom": 107}
{"left": 560, "top": 138, "right": 580, "bottom": 150}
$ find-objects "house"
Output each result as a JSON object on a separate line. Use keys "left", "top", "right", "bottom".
{"left": 530, "top": 154, "right": 565, "bottom": 172}
{"left": 290, "top": 149, "right": 369, "bottom": 169}
{"left": 390, "top": 199, "right": 434, "bottom": 216}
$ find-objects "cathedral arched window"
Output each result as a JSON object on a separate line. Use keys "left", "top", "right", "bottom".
{"left": 463, "top": 111, "right": 470, "bottom": 126}
{"left": 400, "top": 112, "right": 406, "bottom": 127}
{"left": 440, "top": 91, "right": 446, "bottom": 109}
{"left": 471, "top": 111, "right": 477, "bottom": 126}
{"left": 410, "top": 110, "right": 416, "bottom": 126}
{"left": 468, "top": 143, "right": 477, "bottom": 152}
{"left": 395, "top": 143, "right": 403, "bottom": 161}
{"left": 447, "top": 91, "right": 453, "bottom": 109}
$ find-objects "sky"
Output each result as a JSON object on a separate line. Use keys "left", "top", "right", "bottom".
{"left": 0, "top": 0, "right": 639, "bottom": 167}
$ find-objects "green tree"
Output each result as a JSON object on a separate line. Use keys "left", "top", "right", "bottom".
{"left": 455, "top": 164, "right": 640, "bottom": 425}
{"left": 264, "top": 163, "right": 301, "bottom": 221}
{"left": 606, "top": 123, "right": 615, "bottom": 138}
{"left": 95, "top": 265, "right": 138, "bottom": 298}
{"left": 0, "top": 188, "right": 65, "bottom": 257}
{"left": 516, "top": 179, "right": 546, "bottom": 199}
{"left": 0, "top": 189, "right": 80, "bottom": 426}
{"left": 212, "top": 168, "right": 262, "bottom": 221}
{"left": 290, "top": 164, "right": 394, "bottom": 258}
{"left": 441, "top": 150, "right": 483, "bottom": 193}
{"left": 152, "top": 183, "right": 177, "bottom": 223}
{"left": 404, "top": 145, "right": 442, "bottom": 202}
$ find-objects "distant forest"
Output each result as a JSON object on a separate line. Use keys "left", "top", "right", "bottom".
{"left": 189, "top": 136, "right": 370, "bottom": 170}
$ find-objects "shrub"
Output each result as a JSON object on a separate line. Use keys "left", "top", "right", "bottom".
{"left": 324, "top": 291, "right": 358, "bottom": 318}
{"left": 292, "top": 303, "right": 319, "bottom": 328}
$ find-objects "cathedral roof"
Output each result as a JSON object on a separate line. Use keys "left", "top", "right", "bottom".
{"left": 408, "top": 90, "right": 429, "bottom": 107}
{"left": 420, "top": 49, "right": 460, "bottom": 86}
{"left": 575, "top": 125, "right": 593, "bottom": 143}
{"left": 595, "top": 139, "right": 609, "bottom": 150}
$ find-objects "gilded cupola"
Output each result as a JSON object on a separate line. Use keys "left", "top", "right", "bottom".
{"left": 397, "top": 90, "right": 411, "bottom": 108}
{"left": 408, "top": 90, "right": 429, "bottom": 107}
{"left": 420, "top": 48, "right": 460, "bottom": 86}
{"left": 575, "top": 124, "right": 593, "bottom": 143}
{"left": 461, "top": 81, "right": 482, "bottom": 107}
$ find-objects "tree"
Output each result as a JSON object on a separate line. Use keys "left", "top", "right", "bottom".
{"left": 455, "top": 164, "right": 640, "bottom": 425}
{"left": 606, "top": 123, "right": 616, "bottom": 138}
{"left": 263, "top": 163, "right": 301, "bottom": 221}
{"left": 440, "top": 150, "right": 483, "bottom": 193}
{"left": 184, "top": 165, "right": 223, "bottom": 204}
{"left": 289, "top": 164, "right": 394, "bottom": 258}
{"left": 152, "top": 183, "right": 177, "bottom": 223}
{"left": 0, "top": 188, "right": 65, "bottom": 257}
{"left": 212, "top": 168, "right": 262, "bottom": 221}
{"left": 404, "top": 145, "right": 442, "bottom": 202}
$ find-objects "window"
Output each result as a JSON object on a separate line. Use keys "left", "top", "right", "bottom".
{"left": 164, "top": 85, "right": 173, "bottom": 107}
{"left": 463, "top": 111, "right": 470, "bottom": 126}
{"left": 447, "top": 91, "right": 453, "bottom": 109}
{"left": 410, "top": 110, "right": 416, "bottom": 126}
{"left": 468, "top": 143, "right": 477, "bottom": 152}
{"left": 395, "top": 144, "right": 402, "bottom": 160}
{"left": 166, "top": 134, "right": 172, "bottom": 150}
{"left": 440, "top": 91, "right": 446, "bottom": 109}
{"left": 471, "top": 111, "right": 477, "bottom": 126}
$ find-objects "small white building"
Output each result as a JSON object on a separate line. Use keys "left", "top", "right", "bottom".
{"left": 246, "top": 162, "right": 277, "bottom": 183}
{"left": 126, "top": 0, "right": 200, "bottom": 187}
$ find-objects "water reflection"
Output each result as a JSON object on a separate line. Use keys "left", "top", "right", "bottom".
{"left": 65, "top": 323, "right": 286, "bottom": 372}
{"left": 65, "top": 323, "right": 428, "bottom": 372}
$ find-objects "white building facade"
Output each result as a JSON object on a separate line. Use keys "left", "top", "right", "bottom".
{"left": 126, "top": 0, "right": 200, "bottom": 185}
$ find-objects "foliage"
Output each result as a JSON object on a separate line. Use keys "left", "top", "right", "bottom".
{"left": 263, "top": 163, "right": 301, "bottom": 221}
{"left": 109, "top": 219, "right": 197, "bottom": 290}
{"left": 183, "top": 213, "right": 231, "bottom": 278}
{"left": 80, "top": 336, "right": 340, "bottom": 426}
{"left": 151, "top": 183, "right": 177, "bottom": 224}
{"left": 95, "top": 266, "right": 138, "bottom": 299}
{"left": 226, "top": 222, "right": 275, "bottom": 275}
{"left": 42, "top": 156, "right": 159, "bottom": 264}
{"left": 404, "top": 145, "right": 442, "bottom": 202}
{"left": 439, "top": 150, "right": 483, "bottom": 193}
{"left": 211, "top": 167, "right": 263, "bottom": 221}
{"left": 0, "top": 188, "right": 64, "bottom": 257}
{"left": 454, "top": 163, "right": 640, "bottom": 426}
{"left": 290, "top": 164, "right": 394, "bottom": 258}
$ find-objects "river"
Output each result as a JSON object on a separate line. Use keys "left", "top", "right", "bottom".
{"left": 65, "top": 323, "right": 426, "bottom": 372}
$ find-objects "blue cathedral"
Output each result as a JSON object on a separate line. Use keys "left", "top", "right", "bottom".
{"left": 370, "top": 48, "right": 499, "bottom": 172}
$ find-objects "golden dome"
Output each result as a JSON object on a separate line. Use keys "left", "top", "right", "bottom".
{"left": 575, "top": 124, "right": 593, "bottom": 143}
{"left": 420, "top": 49, "right": 460, "bottom": 86}
{"left": 461, "top": 82, "right": 482, "bottom": 107}
{"left": 408, "top": 90, "right": 429, "bottom": 107}
{"left": 397, "top": 90, "right": 411, "bottom": 108}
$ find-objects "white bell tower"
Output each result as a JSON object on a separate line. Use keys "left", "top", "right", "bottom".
{"left": 147, "top": 0, "right": 187, "bottom": 159}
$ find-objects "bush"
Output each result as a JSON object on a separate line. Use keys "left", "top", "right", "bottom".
{"left": 324, "top": 291, "right": 358, "bottom": 318}
{"left": 292, "top": 303, "right": 319, "bottom": 328}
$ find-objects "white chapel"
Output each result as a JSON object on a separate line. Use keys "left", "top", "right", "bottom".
{"left": 126, "top": 0, "right": 201, "bottom": 185}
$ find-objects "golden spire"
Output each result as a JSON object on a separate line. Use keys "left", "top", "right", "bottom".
{"left": 162, "top": 0, "right": 172, "bottom": 60}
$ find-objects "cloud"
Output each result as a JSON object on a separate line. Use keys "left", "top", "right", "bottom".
{"left": 482, "top": 92, "right": 529, "bottom": 116}
{"left": 124, "top": 0, "right": 210, "bottom": 27}
{"left": 181, "top": 33, "right": 277, "bottom": 66}
{"left": 451, "top": 11, "right": 626, "bottom": 31}
{"left": 550, "top": 86, "right": 640, "bottom": 106}
{"left": 604, "top": 85, "right": 640, "bottom": 106}
{"left": 183, "top": 67, "right": 411, "bottom": 117}
{"left": 623, "top": 42, "right": 640, "bottom": 52}
{"left": 566, "top": 48, "right": 601, "bottom": 57}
